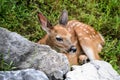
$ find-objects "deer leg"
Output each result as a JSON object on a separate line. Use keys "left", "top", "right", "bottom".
{"left": 79, "top": 54, "right": 88, "bottom": 64}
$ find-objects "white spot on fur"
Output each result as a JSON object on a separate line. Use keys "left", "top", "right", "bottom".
{"left": 90, "top": 35, "right": 93, "bottom": 39}
{"left": 76, "top": 23, "right": 82, "bottom": 27}
{"left": 83, "top": 29, "right": 87, "bottom": 31}
{"left": 85, "top": 30, "right": 89, "bottom": 33}
{"left": 71, "top": 23, "right": 76, "bottom": 27}
{"left": 78, "top": 33, "right": 83, "bottom": 36}
{"left": 92, "top": 35, "right": 95, "bottom": 38}
{"left": 84, "top": 37, "right": 89, "bottom": 40}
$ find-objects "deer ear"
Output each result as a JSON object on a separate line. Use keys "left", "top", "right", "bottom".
{"left": 38, "top": 12, "right": 52, "bottom": 34}
{"left": 59, "top": 10, "right": 68, "bottom": 25}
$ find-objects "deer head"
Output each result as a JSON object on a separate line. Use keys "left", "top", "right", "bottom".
{"left": 38, "top": 10, "right": 77, "bottom": 54}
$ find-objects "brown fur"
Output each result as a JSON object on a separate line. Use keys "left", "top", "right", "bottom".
{"left": 37, "top": 11, "right": 105, "bottom": 65}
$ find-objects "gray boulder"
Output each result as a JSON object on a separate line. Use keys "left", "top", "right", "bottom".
{"left": 19, "top": 44, "right": 70, "bottom": 80}
{"left": 65, "top": 60, "right": 120, "bottom": 80}
{"left": 0, "top": 69, "right": 49, "bottom": 80}
{"left": 0, "top": 27, "right": 35, "bottom": 65}
{"left": 0, "top": 27, "right": 70, "bottom": 80}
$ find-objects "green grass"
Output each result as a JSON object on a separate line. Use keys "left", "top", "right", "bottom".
{"left": 0, "top": 0, "right": 120, "bottom": 73}
{"left": 0, "top": 54, "right": 16, "bottom": 71}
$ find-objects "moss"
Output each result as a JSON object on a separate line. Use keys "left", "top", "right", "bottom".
{"left": 0, "top": 0, "right": 120, "bottom": 73}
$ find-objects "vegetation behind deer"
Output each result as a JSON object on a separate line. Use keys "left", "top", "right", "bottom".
{"left": 0, "top": 0, "right": 120, "bottom": 73}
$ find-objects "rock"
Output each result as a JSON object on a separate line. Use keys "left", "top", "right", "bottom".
{"left": 0, "top": 27, "right": 70, "bottom": 80}
{"left": 19, "top": 44, "right": 70, "bottom": 80}
{"left": 0, "top": 27, "right": 35, "bottom": 66}
{"left": 0, "top": 69, "right": 49, "bottom": 80}
{"left": 65, "top": 60, "right": 120, "bottom": 80}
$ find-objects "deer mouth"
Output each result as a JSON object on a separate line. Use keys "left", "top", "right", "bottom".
{"left": 53, "top": 47, "right": 68, "bottom": 53}
{"left": 53, "top": 46, "right": 77, "bottom": 54}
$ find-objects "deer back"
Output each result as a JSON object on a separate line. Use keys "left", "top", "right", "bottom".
{"left": 66, "top": 20, "right": 105, "bottom": 60}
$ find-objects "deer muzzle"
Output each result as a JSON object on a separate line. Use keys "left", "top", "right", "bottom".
{"left": 68, "top": 46, "right": 77, "bottom": 53}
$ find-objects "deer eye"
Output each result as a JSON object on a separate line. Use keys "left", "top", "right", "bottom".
{"left": 56, "top": 36, "right": 63, "bottom": 42}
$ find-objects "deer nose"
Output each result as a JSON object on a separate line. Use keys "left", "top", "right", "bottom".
{"left": 68, "top": 46, "right": 77, "bottom": 53}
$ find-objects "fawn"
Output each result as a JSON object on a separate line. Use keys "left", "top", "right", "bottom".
{"left": 37, "top": 10, "right": 105, "bottom": 65}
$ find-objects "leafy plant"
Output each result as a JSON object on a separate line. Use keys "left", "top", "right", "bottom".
{"left": 100, "top": 37, "right": 120, "bottom": 73}
{"left": 0, "top": 0, "right": 120, "bottom": 73}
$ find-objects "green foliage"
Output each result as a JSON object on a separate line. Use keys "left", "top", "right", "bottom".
{"left": 0, "top": 0, "right": 120, "bottom": 73}
{"left": 0, "top": 54, "right": 16, "bottom": 71}
{"left": 101, "top": 37, "right": 120, "bottom": 73}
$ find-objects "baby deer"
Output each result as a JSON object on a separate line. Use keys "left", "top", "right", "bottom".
{"left": 37, "top": 10, "right": 105, "bottom": 65}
